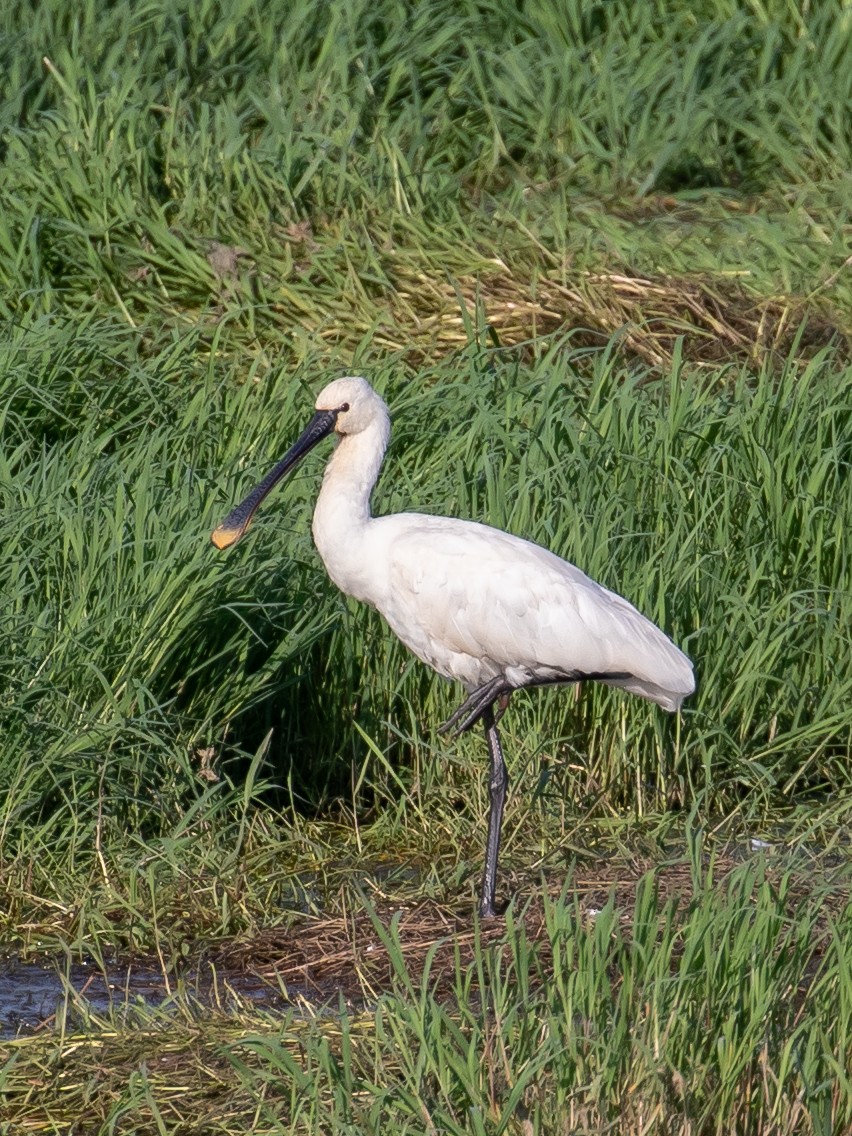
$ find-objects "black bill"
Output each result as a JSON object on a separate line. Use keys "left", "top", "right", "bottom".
{"left": 211, "top": 408, "right": 339, "bottom": 549}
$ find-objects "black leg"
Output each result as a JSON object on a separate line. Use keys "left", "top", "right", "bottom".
{"left": 439, "top": 669, "right": 635, "bottom": 917}
{"left": 480, "top": 704, "right": 509, "bottom": 919}
{"left": 439, "top": 669, "right": 633, "bottom": 739}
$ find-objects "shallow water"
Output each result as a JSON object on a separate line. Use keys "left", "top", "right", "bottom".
{"left": 0, "top": 957, "right": 286, "bottom": 1037}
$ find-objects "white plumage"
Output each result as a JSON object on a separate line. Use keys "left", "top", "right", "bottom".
{"left": 212, "top": 376, "right": 695, "bottom": 917}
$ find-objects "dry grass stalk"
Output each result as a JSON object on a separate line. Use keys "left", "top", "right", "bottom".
{"left": 380, "top": 264, "right": 846, "bottom": 367}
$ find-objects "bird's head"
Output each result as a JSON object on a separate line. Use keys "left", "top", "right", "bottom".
{"left": 210, "top": 376, "right": 387, "bottom": 550}
{"left": 315, "top": 375, "right": 388, "bottom": 437}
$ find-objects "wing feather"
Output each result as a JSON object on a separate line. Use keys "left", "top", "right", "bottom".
{"left": 368, "top": 514, "right": 693, "bottom": 708}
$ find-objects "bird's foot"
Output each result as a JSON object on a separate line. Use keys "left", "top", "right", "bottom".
{"left": 438, "top": 676, "right": 512, "bottom": 736}
{"left": 478, "top": 894, "right": 509, "bottom": 920}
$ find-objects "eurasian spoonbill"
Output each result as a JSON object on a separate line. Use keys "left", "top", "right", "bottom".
{"left": 212, "top": 377, "right": 695, "bottom": 918}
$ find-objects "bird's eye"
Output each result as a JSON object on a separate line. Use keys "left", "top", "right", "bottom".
{"left": 339, "top": 402, "right": 350, "bottom": 412}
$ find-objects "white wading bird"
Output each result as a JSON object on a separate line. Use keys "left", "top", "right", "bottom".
{"left": 212, "top": 377, "right": 694, "bottom": 918}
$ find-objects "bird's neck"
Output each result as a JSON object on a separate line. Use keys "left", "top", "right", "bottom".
{"left": 311, "top": 414, "right": 389, "bottom": 597}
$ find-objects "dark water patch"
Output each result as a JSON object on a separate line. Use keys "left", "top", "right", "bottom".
{"left": 0, "top": 957, "right": 292, "bottom": 1038}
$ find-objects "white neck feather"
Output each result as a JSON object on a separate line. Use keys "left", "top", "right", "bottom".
{"left": 310, "top": 412, "right": 390, "bottom": 598}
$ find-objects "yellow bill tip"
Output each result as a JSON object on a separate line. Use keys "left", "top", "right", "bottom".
{"left": 211, "top": 524, "right": 244, "bottom": 550}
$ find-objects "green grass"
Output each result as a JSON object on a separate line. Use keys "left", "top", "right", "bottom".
{"left": 1, "top": 0, "right": 851, "bottom": 339}
{"left": 3, "top": 862, "right": 851, "bottom": 1134}
{"left": 1, "top": 0, "right": 851, "bottom": 1132}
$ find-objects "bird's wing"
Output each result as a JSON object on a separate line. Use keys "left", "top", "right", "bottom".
{"left": 374, "top": 514, "right": 693, "bottom": 707}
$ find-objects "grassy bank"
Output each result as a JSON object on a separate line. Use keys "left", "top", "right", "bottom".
{"left": 1, "top": 0, "right": 851, "bottom": 1131}
{"left": 3, "top": 856, "right": 852, "bottom": 1134}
